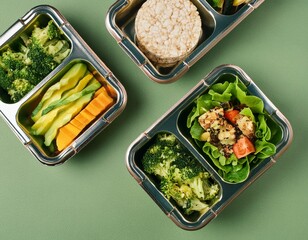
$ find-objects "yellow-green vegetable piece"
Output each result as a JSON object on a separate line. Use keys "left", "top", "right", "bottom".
{"left": 62, "top": 73, "right": 93, "bottom": 99}
{"left": 31, "top": 104, "right": 70, "bottom": 136}
{"left": 44, "top": 92, "right": 95, "bottom": 146}
{"left": 42, "top": 78, "right": 100, "bottom": 116}
{"left": 31, "top": 63, "right": 88, "bottom": 122}
{"left": 233, "top": 0, "right": 250, "bottom": 6}
{"left": 217, "top": 0, "right": 224, "bottom": 8}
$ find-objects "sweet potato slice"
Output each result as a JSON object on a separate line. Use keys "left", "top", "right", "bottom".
{"left": 56, "top": 89, "right": 114, "bottom": 151}
{"left": 56, "top": 123, "right": 81, "bottom": 151}
{"left": 86, "top": 91, "right": 114, "bottom": 116}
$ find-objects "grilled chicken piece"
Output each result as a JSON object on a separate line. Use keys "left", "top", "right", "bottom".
{"left": 218, "top": 123, "right": 236, "bottom": 145}
{"left": 198, "top": 107, "right": 224, "bottom": 130}
{"left": 236, "top": 115, "right": 255, "bottom": 139}
{"left": 198, "top": 107, "right": 236, "bottom": 145}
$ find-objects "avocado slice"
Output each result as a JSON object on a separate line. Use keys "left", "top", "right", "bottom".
{"left": 44, "top": 92, "right": 95, "bottom": 146}
{"left": 31, "top": 62, "right": 88, "bottom": 122}
{"left": 41, "top": 78, "right": 101, "bottom": 116}
{"left": 61, "top": 73, "right": 94, "bottom": 99}
{"left": 31, "top": 103, "right": 71, "bottom": 136}
{"left": 31, "top": 79, "right": 100, "bottom": 138}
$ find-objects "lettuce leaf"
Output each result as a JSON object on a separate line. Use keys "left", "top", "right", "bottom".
{"left": 187, "top": 93, "right": 220, "bottom": 128}
{"left": 187, "top": 77, "right": 279, "bottom": 183}
{"left": 190, "top": 119, "right": 204, "bottom": 141}
{"left": 221, "top": 160, "right": 250, "bottom": 183}
{"left": 255, "top": 114, "right": 272, "bottom": 141}
{"left": 201, "top": 140, "right": 250, "bottom": 183}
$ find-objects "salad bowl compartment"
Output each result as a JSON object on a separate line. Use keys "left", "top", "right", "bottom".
{"left": 126, "top": 64, "right": 293, "bottom": 230}
{"left": 0, "top": 5, "right": 127, "bottom": 165}
{"left": 106, "top": 0, "right": 265, "bottom": 83}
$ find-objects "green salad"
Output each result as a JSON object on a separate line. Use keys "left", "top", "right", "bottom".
{"left": 187, "top": 78, "right": 279, "bottom": 183}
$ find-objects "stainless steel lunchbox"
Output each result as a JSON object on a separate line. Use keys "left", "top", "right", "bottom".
{"left": 126, "top": 64, "right": 293, "bottom": 230}
{"left": 0, "top": 5, "right": 127, "bottom": 165}
{"left": 106, "top": 0, "right": 265, "bottom": 83}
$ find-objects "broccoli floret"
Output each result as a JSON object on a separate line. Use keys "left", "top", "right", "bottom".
{"left": 26, "top": 20, "right": 70, "bottom": 84}
{"left": 0, "top": 47, "right": 34, "bottom": 86}
{"left": 0, "top": 20, "right": 70, "bottom": 103}
{"left": 142, "top": 133, "right": 220, "bottom": 216}
{"left": 203, "top": 181, "right": 220, "bottom": 201}
{"left": 0, "top": 66, "right": 13, "bottom": 90}
{"left": 45, "top": 39, "right": 70, "bottom": 63}
{"left": 47, "top": 20, "right": 62, "bottom": 40}
{"left": 157, "top": 133, "right": 177, "bottom": 146}
{"left": 26, "top": 42, "right": 57, "bottom": 85}
{"left": 1, "top": 48, "right": 28, "bottom": 71}
{"left": 7, "top": 79, "right": 34, "bottom": 102}
{"left": 0, "top": 48, "right": 28, "bottom": 93}
{"left": 162, "top": 181, "right": 193, "bottom": 206}
{"left": 160, "top": 177, "right": 209, "bottom": 215}
{"left": 142, "top": 144, "right": 175, "bottom": 178}
{"left": 31, "top": 20, "right": 61, "bottom": 46}
{"left": 187, "top": 173, "right": 206, "bottom": 199}
{"left": 30, "top": 20, "right": 70, "bottom": 64}
{"left": 184, "top": 198, "right": 209, "bottom": 215}
{"left": 142, "top": 133, "right": 180, "bottom": 176}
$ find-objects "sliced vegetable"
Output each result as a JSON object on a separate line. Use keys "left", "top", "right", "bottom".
{"left": 30, "top": 62, "right": 117, "bottom": 152}
{"left": 233, "top": 0, "right": 250, "bottom": 6}
{"left": 71, "top": 109, "right": 96, "bottom": 128}
{"left": 85, "top": 88, "right": 114, "bottom": 116}
{"left": 55, "top": 87, "right": 115, "bottom": 151}
{"left": 56, "top": 123, "right": 81, "bottom": 151}
{"left": 207, "top": 0, "right": 251, "bottom": 15}
{"left": 61, "top": 72, "right": 93, "bottom": 99}
{"left": 41, "top": 78, "right": 101, "bottom": 115}
{"left": 31, "top": 104, "right": 70, "bottom": 135}
{"left": 31, "top": 63, "right": 87, "bottom": 122}
{"left": 233, "top": 136, "right": 255, "bottom": 159}
{"left": 44, "top": 92, "right": 95, "bottom": 146}
{"left": 31, "top": 78, "right": 101, "bottom": 136}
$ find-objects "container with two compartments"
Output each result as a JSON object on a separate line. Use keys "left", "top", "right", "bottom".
{"left": 126, "top": 65, "right": 293, "bottom": 230}
{"left": 0, "top": 5, "right": 127, "bottom": 165}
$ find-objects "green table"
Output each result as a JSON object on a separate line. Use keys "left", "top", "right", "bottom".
{"left": 0, "top": 1, "right": 305, "bottom": 239}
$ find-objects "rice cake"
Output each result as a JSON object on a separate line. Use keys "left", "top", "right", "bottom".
{"left": 135, "top": 0, "right": 202, "bottom": 66}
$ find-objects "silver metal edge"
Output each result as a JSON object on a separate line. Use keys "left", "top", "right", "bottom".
{"left": 105, "top": 0, "right": 127, "bottom": 43}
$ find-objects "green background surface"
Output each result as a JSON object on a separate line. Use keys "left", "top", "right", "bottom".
{"left": 0, "top": 0, "right": 306, "bottom": 239}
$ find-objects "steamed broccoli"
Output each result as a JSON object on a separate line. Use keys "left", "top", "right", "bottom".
{"left": 142, "top": 135, "right": 178, "bottom": 178}
{"left": 0, "top": 66, "right": 13, "bottom": 90}
{"left": 142, "top": 133, "right": 220, "bottom": 215}
{"left": 0, "top": 49, "right": 29, "bottom": 102}
{"left": 1, "top": 47, "right": 29, "bottom": 71}
{"left": 26, "top": 20, "right": 70, "bottom": 85}
{"left": 0, "top": 20, "right": 70, "bottom": 103}
{"left": 7, "top": 79, "right": 34, "bottom": 102}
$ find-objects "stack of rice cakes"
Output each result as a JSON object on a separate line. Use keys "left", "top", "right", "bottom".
{"left": 135, "top": 0, "right": 202, "bottom": 67}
